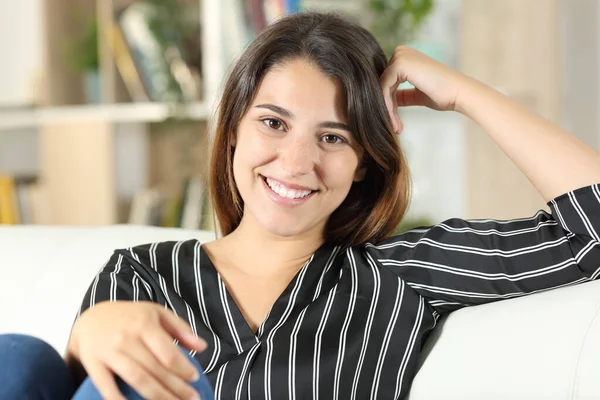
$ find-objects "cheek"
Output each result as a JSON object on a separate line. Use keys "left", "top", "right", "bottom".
{"left": 324, "top": 155, "right": 361, "bottom": 191}
{"left": 232, "top": 130, "right": 274, "bottom": 188}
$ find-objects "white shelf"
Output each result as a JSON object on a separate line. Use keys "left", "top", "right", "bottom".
{"left": 0, "top": 102, "right": 211, "bottom": 130}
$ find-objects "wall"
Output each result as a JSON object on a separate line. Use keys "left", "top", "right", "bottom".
{"left": 461, "top": 0, "right": 562, "bottom": 219}
{"left": 560, "top": 0, "right": 600, "bottom": 150}
{"left": 0, "top": 0, "right": 43, "bottom": 106}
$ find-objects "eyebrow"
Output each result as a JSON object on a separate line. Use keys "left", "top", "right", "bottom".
{"left": 255, "top": 103, "right": 352, "bottom": 132}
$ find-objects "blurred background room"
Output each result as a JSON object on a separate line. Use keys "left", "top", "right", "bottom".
{"left": 0, "top": 0, "right": 598, "bottom": 232}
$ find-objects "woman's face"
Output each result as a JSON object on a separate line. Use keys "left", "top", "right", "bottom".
{"left": 232, "top": 58, "right": 365, "bottom": 239}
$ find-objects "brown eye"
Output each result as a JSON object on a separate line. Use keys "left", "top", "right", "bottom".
{"left": 321, "top": 134, "right": 344, "bottom": 144}
{"left": 263, "top": 118, "right": 284, "bottom": 131}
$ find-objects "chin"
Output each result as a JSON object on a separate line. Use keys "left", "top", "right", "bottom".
{"left": 255, "top": 207, "right": 322, "bottom": 238}
{"left": 261, "top": 218, "right": 310, "bottom": 238}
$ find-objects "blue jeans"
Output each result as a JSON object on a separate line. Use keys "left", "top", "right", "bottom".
{"left": 0, "top": 334, "right": 214, "bottom": 399}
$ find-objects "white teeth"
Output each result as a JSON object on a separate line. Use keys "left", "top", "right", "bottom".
{"left": 265, "top": 178, "right": 313, "bottom": 199}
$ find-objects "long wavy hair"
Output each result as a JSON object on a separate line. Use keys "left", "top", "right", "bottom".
{"left": 209, "top": 12, "right": 411, "bottom": 247}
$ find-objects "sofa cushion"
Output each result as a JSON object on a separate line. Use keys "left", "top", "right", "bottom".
{"left": 0, "top": 225, "right": 215, "bottom": 354}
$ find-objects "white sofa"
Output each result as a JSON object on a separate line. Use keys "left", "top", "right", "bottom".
{"left": 1, "top": 225, "right": 599, "bottom": 399}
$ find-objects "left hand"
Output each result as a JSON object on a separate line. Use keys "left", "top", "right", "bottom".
{"left": 380, "top": 46, "right": 473, "bottom": 133}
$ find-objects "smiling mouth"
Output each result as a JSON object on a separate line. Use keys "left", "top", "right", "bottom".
{"left": 262, "top": 176, "right": 315, "bottom": 200}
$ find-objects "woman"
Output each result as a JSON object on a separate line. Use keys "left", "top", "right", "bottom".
{"left": 2, "top": 11, "right": 599, "bottom": 400}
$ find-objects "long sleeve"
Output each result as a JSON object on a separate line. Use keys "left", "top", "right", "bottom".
{"left": 366, "top": 183, "right": 600, "bottom": 315}
{"left": 76, "top": 250, "right": 154, "bottom": 319}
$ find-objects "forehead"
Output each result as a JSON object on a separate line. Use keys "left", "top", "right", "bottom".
{"left": 252, "top": 58, "right": 347, "bottom": 120}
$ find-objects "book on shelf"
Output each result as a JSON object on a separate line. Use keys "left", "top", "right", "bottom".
{"left": 0, "top": 174, "right": 41, "bottom": 225}
{"left": 128, "top": 187, "right": 161, "bottom": 225}
{"left": 0, "top": 176, "right": 18, "bottom": 224}
{"left": 225, "top": 0, "right": 300, "bottom": 63}
{"left": 114, "top": 3, "right": 202, "bottom": 103}
{"left": 180, "top": 177, "right": 204, "bottom": 230}
{"left": 128, "top": 177, "right": 205, "bottom": 229}
{"left": 107, "top": 19, "right": 149, "bottom": 102}
{"left": 256, "top": 0, "right": 300, "bottom": 29}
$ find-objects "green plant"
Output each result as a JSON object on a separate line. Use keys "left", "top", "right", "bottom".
{"left": 67, "top": 17, "right": 100, "bottom": 72}
{"left": 366, "top": 0, "right": 435, "bottom": 57}
{"left": 140, "top": 0, "right": 201, "bottom": 103}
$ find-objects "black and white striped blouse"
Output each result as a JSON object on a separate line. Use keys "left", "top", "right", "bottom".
{"left": 77, "top": 184, "right": 600, "bottom": 400}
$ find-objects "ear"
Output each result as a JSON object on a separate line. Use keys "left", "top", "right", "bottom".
{"left": 353, "top": 164, "right": 366, "bottom": 182}
{"left": 230, "top": 131, "right": 237, "bottom": 147}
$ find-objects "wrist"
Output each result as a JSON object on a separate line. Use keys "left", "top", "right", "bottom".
{"left": 454, "top": 75, "right": 489, "bottom": 116}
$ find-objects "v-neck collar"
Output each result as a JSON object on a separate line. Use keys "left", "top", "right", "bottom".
{"left": 198, "top": 241, "right": 342, "bottom": 351}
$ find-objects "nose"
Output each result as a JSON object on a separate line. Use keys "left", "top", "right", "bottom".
{"left": 278, "top": 135, "right": 318, "bottom": 177}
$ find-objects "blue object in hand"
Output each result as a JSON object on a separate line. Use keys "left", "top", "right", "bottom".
{"left": 74, "top": 346, "right": 214, "bottom": 400}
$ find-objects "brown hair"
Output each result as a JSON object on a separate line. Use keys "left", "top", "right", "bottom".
{"left": 209, "top": 12, "right": 411, "bottom": 247}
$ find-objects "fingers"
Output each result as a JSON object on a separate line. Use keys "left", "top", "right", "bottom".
{"left": 108, "top": 351, "right": 182, "bottom": 400}
{"left": 142, "top": 326, "right": 201, "bottom": 384}
{"left": 84, "top": 361, "right": 126, "bottom": 400}
{"left": 381, "top": 76, "right": 399, "bottom": 132}
{"left": 380, "top": 52, "right": 408, "bottom": 134}
{"left": 124, "top": 339, "right": 201, "bottom": 400}
{"left": 158, "top": 307, "right": 207, "bottom": 353}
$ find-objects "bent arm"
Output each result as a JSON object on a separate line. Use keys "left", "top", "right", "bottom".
{"left": 368, "top": 184, "right": 600, "bottom": 315}
{"left": 66, "top": 251, "right": 154, "bottom": 383}
{"left": 457, "top": 78, "right": 600, "bottom": 201}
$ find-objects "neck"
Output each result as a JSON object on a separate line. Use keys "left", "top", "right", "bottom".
{"left": 219, "top": 215, "right": 325, "bottom": 278}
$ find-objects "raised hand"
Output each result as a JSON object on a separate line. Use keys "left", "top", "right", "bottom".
{"left": 380, "top": 46, "right": 472, "bottom": 133}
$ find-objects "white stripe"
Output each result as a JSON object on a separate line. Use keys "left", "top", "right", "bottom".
{"left": 394, "top": 297, "right": 425, "bottom": 399}
{"left": 371, "top": 278, "right": 405, "bottom": 399}
{"left": 407, "top": 239, "right": 599, "bottom": 304}
{"left": 576, "top": 236, "right": 600, "bottom": 264}
{"left": 350, "top": 252, "right": 381, "bottom": 400}
{"left": 89, "top": 273, "right": 99, "bottom": 307}
{"left": 369, "top": 235, "right": 570, "bottom": 257}
{"left": 333, "top": 249, "right": 359, "bottom": 400}
{"left": 428, "top": 300, "right": 463, "bottom": 307}
{"left": 591, "top": 184, "right": 600, "bottom": 208}
{"left": 127, "top": 249, "right": 154, "bottom": 300}
{"left": 214, "top": 362, "right": 228, "bottom": 400}
{"left": 248, "top": 371, "right": 252, "bottom": 400}
{"left": 235, "top": 342, "right": 261, "bottom": 400}
{"left": 576, "top": 239, "right": 600, "bottom": 280}
{"left": 287, "top": 247, "right": 339, "bottom": 399}
{"left": 218, "top": 275, "right": 244, "bottom": 353}
{"left": 551, "top": 198, "right": 570, "bottom": 232}
{"left": 264, "top": 256, "right": 313, "bottom": 400}
{"left": 313, "top": 246, "right": 340, "bottom": 300}
{"left": 465, "top": 210, "right": 550, "bottom": 224}
{"left": 88, "top": 258, "right": 108, "bottom": 309}
{"left": 312, "top": 285, "right": 338, "bottom": 400}
{"left": 109, "top": 254, "right": 123, "bottom": 301}
{"left": 569, "top": 192, "right": 600, "bottom": 241}
{"left": 172, "top": 241, "right": 183, "bottom": 294}
{"left": 192, "top": 241, "right": 221, "bottom": 373}
{"left": 257, "top": 309, "right": 272, "bottom": 338}
{"left": 409, "top": 275, "right": 589, "bottom": 301}
{"left": 171, "top": 241, "right": 200, "bottom": 349}
{"left": 380, "top": 255, "right": 578, "bottom": 282}
{"left": 149, "top": 243, "right": 178, "bottom": 315}
{"left": 288, "top": 306, "right": 309, "bottom": 400}
{"left": 132, "top": 274, "right": 139, "bottom": 301}
{"left": 436, "top": 219, "right": 557, "bottom": 237}
{"left": 592, "top": 266, "right": 600, "bottom": 280}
